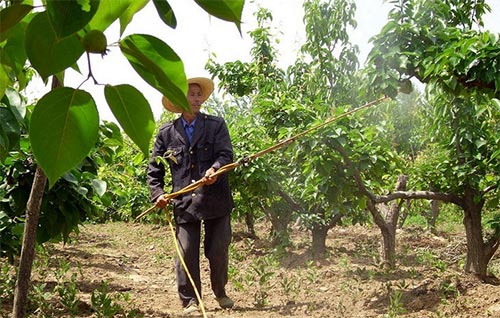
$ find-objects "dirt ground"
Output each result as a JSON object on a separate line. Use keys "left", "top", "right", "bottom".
{"left": 3, "top": 221, "right": 500, "bottom": 318}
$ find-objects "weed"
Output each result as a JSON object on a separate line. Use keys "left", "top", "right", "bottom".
{"left": 33, "top": 245, "right": 51, "bottom": 278}
{"left": 489, "top": 259, "right": 500, "bottom": 277}
{"left": 228, "top": 264, "right": 245, "bottom": 291}
{"left": 438, "top": 278, "right": 459, "bottom": 301}
{"left": 0, "top": 262, "right": 16, "bottom": 302}
{"left": 407, "top": 267, "right": 420, "bottom": 279}
{"left": 91, "top": 281, "right": 122, "bottom": 318}
{"left": 30, "top": 283, "right": 53, "bottom": 318}
{"left": 385, "top": 282, "right": 406, "bottom": 318}
{"left": 153, "top": 252, "right": 172, "bottom": 265}
{"left": 338, "top": 256, "right": 351, "bottom": 269}
{"left": 416, "top": 248, "right": 447, "bottom": 272}
{"left": 387, "top": 289, "right": 406, "bottom": 317}
{"left": 91, "top": 280, "right": 143, "bottom": 318}
{"left": 279, "top": 273, "right": 301, "bottom": 304}
{"left": 247, "top": 255, "right": 277, "bottom": 307}
{"left": 353, "top": 267, "right": 376, "bottom": 281}
{"left": 229, "top": 243, "right": 246, "bottom": 262}
{"left": 54, "top": 259, "right": 80, "bottom": 316}
{"left": 306, "top": 260, "right": 318, "bottom": 284}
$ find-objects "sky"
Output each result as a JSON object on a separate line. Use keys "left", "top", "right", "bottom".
{"left": 25, "top": 0, "right": 500, "bottom": 123}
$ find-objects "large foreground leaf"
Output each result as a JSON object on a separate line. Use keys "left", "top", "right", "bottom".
{"left": 88, "top": 0, "right": 148, "bottom": 34}
{"left": 1, "top": 19, "right": 29, "bottom": 78}
{"left": 194, "top": 0, "right": 244, "bottom": 33}
{"left": 46, "top": 0, "right": 100, "bottom": 38}
{"left": 0, "top": 3, "right": 33, "bottom": 42}
{"left": 119, "top": 0, "right": 149, "bottom": 35}
{"left": 30, "top": 87, "right": 99, "bottom": 188}
{"left": 104, "top": 84, "right": 155, "bottom": 156}
{"left": 25, "top": 12, "right": 84, "bottom": 80}
{"left": 119, "top": 34, "right": 189, "bottom": 112}
{"left": 153, "top": 0, "right": 177, "bottom": 29}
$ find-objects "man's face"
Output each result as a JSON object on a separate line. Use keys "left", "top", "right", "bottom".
{"left": 187, "top": 84, "right": 202, "bottom": 114}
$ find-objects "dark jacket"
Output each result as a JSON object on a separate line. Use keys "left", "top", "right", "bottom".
{"left": 147, "top": 112, "right": 234, "bottom": 223}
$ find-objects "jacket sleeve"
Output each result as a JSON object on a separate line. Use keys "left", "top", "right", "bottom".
{"left": 211, "top": 119, "right": 233, "bottom": 170}
{"left": 147, "top": 127, "right": 168, "bottom": 202}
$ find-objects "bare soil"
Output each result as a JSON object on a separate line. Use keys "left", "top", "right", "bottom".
{"left": 3, "top": 221, "right": 500, "bottom": 317}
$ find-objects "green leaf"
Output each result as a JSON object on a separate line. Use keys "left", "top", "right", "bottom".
{"left": 91, "top": 179, "right": 107, "bottom": 197}
{"left": 119, "top": 34, "right": 189, "bottom": 112}
{"left": 491, "top": 149, "right": 500, "bottom": 161}
{"left": 119, "top": 0, "right": 149, "bottom": 35}
{"left": 11, "top": 223, "right": 24, "bottom": 236}
{"left": 194, "top": 0, "right": 244, "bottom": 33}
{"left": 30, "top": 87, "right": 99, "bottom": 188}
{"left": 88, "top": 0, "right": 148, "bottom": 35}
{"left": 88, "top": 0, "right": 131, "bottom": 31}
{"left": 25, "top": 12, "right": 85, "bottom": 80}
{"left": 46, "top": 0, "right": 99, "bottom": 38}
{"left": 0, "top": 65, "right": 9, "bottom": 100}
{"left": 0, "top": 4, "right": 33, "bottom": 41}
{"left": 0, "top": 19, "right": 29, "bottom": 77}
{"left": 3, "top": 87, "right": 26, "bottom": 124}
{"left": 104, "top": 84, "right": 155, "bottom": 156}
{"left": 0, "top": 103, "right": 21, "bottom": 161}
{"left": 492, "top": 98, "right": 500, "bottom": 113}
{"left": 153, "top": 0, "right": 177, "bottom": 29}
{"left": 62, "top": 171, "right": 79, "bottom": 184}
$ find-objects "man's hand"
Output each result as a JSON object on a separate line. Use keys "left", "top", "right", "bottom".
{"left": 203, "top": 167, "right": 218, "bottom": 185}
{"left": 155, "top": 195, "right": 171, "bottom": 209}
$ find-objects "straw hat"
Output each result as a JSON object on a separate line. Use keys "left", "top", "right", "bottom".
{"left": 162, "top": 77, "right": 214, "bottom": 113}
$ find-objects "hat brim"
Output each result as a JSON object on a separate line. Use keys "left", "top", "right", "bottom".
{"left": 162, "top": 77, "right": 214, "bottom": 113}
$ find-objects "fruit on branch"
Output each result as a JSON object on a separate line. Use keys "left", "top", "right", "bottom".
{"left": 82, "top": 29, "right": 108, "bottom": 55}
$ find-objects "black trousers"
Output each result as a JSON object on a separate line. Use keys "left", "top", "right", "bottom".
{"left": 175, "top": 214, "right": 231, "bottom": 306}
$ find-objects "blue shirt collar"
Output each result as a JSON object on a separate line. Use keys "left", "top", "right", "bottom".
{"left": 181, "top": 117, "right": 196, "bottom": 128}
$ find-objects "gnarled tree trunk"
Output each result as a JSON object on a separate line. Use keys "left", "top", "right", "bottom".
{"left": 462, "top": 186, "right": 496, "bottom": 278}
{"left": 367, "top": 175, "right": 407, "bottom": 268}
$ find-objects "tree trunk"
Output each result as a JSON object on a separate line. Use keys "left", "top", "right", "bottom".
{"left": 244, "top": 211, "right": 256, "bottom": 238}
{"left": 427, "top": 200, "right": 440, "bottom": 234}
{"left": 368, "top": 201, "right": 397, "bottom": 268}
{"left": 380, "top": 223, "right": 396, "bottom": 267}
{"left": 462, "top": 187, "right": 488, "bottom": 277}
{"left": 269, "top": 216, "right": 290, "bottom": 246}
{"left": 463, "top": 208, "right": 487, "bottom": 276}
{"left": 12, "top": 166, "right": 47, "bottom": 318}
{"left": 311, "top": 224, "right": 328, "bottom": 258}
{"left": 368, "top": 175, "right": 407, "bottom": 268}
{"left": 460, "top": 185, "right": 500, "bottom": 281}
{"left": 12, "top": 76, "right": 60, "bottom": 318}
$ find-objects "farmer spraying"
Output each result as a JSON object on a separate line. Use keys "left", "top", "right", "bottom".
{"left": 147, "top": 77, "right": 235, "bottom": 314}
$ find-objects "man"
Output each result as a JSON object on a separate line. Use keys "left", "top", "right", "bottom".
{"left": 147, "top": 77, "right": 234, "bottom": 314}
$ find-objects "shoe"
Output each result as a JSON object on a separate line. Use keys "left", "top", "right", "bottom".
{"left": 215, "top": 296, "right": 234, "bottom": 309}
{"left": 183, "top": 301, "right": 199, "bottom": 314}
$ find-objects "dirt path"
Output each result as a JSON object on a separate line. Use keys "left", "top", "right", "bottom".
{"left": 4, "top": 221, "right": 500, "bottom": 317}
